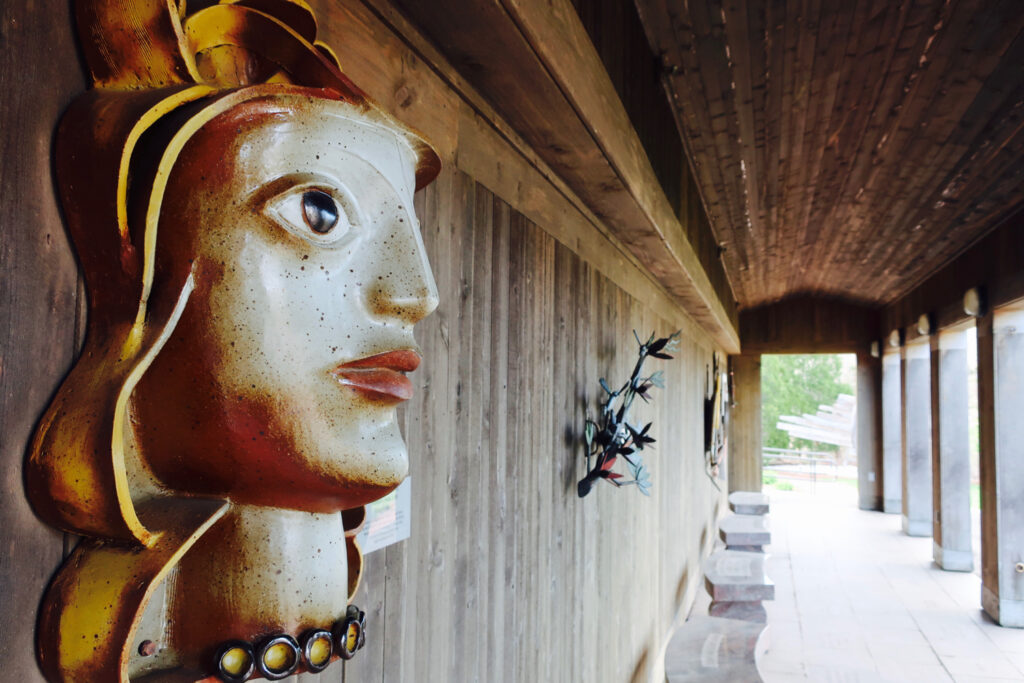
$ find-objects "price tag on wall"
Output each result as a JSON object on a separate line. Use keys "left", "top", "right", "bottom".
{"left": 357, "top": 478, "right": 411, "bottom": 553}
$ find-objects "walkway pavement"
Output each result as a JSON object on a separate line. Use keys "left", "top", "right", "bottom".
{"left": 757, "top": 484, "right": 1024, "bottom": 682}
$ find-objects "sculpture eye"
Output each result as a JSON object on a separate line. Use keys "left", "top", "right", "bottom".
{"left": 302, "top": 190, "right": 339, "bottom": 234}
{"left": 264, "top": 184, "right": 359, "bottom": 245}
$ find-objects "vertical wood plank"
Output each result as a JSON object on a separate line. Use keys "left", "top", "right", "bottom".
{"left": 504, "top": 208, "right": 529, "bottom": 683}
{"left": 486, "top": 197, "right": 511, "bottom": 683}
{"left": 356, "top": 172, "right": 728, "bottom": 680}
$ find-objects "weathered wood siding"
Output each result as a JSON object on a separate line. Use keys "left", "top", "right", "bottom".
{"left": 344, "top": 171, "right": 726, "bottom": 683}
{"left": 1, "top": 0, "right": 727, "bottom": 681}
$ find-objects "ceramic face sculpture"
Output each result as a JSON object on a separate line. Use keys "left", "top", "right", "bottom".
{"left": 25, "top": 2, "right": 439, "bottom": 681}
{"left": 134, "top": 95, "right": 436, "bottom": 511}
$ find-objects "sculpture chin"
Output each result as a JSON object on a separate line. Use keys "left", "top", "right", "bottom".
{"left": 131, "top": 388, "right": 412, "bottom": 512}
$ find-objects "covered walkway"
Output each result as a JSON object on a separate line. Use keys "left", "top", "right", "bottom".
{"left": 758, "top": 485, "right": 1024, "bottom": 682}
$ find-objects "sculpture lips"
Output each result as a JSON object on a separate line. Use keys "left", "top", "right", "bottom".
{"left": 332, "top": 350, "right": 421, "bottom": 403}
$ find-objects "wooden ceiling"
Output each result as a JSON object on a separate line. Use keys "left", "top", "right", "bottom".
{"left": 635, "top": 0, "right": 1024, "bottom": 309}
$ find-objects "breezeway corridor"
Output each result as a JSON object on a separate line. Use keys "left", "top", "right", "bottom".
{"left": 756, "top": 485, "right": 1024, "bottom": 682}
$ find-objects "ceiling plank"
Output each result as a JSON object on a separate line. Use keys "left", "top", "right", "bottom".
{"left": 636, "top": 0, "right": 1024, "bottom": 309}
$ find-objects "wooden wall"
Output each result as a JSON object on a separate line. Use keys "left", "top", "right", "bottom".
{"left": 0, "top": 0, "right": 727, "bottom": 681}
{"left": 345, "top": 170, "right": 725, "bottom": 683}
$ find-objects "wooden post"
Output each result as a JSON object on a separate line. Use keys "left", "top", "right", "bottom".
{"left": 902, "top": 339, "right": 933, "bottom": 537}
{"left": 728, "top": 354, "right": 762, "bottom": 493}
{"left": 856, "top": 351, "right": 883, "bottom": 511}
{"left": 978, "top": 306, "right": 1024, "bottom": 626}
{"left": 931, "top": 327, "right": 973, "bottom": 571}
{"left": 881, "top": 350, "right": 903, "bottom": 513}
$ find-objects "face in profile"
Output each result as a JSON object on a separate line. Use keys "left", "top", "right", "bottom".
{"left": 130, "top": 95, "right": 438, "bottom": 512}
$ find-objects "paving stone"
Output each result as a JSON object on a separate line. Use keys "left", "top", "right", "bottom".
{"left": 754, "top": 486, "right": 1024, "bottom": 683}
{"left": 729, "top": 491, "right": 770, "bottom": 515}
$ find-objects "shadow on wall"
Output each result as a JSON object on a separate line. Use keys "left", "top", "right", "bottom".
{"left": 674, "top": 566, "right": 691, "bottom": 607}
{"left": 563, "top": 422, "right": 579, "bottom": 493}
{"left": 629, "top": 646, "right": 650, "bottom": 683}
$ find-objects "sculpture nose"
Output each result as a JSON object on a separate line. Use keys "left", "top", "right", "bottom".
{"left": 366, "top": 211, "right": 439, "bottom": 324}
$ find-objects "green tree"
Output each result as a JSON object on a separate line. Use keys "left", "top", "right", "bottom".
{"left": 761, "top": 355, "right": 853, "bottom": 452}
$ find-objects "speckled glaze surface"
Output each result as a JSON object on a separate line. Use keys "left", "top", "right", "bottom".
{"left": 23, "top": 1, "right": 439, "bottom": 680}
{"left": 133, "top": 95, "right": 437, "bottom": 513}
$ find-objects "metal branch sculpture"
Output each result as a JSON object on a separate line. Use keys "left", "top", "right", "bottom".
{"left": 577, "top": 330, "right": 681, "bottom": 498}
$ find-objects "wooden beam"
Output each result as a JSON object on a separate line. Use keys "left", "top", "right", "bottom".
{"left": 320, "top": 0, "right": 712, "bottom": 346}
{"left": 389, "top": 0, "right": 740, "bottom": 352}
{"left": 739, "top": 296, "right": 881, "bottom": 355}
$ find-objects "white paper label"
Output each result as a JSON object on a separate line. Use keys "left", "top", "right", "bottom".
{"left": 357, "top": 478, "right": 411, "bottom": 553}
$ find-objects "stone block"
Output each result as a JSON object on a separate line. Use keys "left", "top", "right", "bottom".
{"left": 708, "top": 601, "right": 768, "bottom": 624}
{"left": 729, "top": 491, "right": 770, "bottom": 515}
{"left": 664, "top": 616, "right": 767, "bottom": 682}
{"left": 719, "top": 513, "right": 771, "bottom": 550}
{"left": 704, "top": 550, "right": 775, "bottom": 603}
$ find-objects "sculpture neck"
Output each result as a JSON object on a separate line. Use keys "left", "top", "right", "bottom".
{"left": 165, "top": 505, "right": 350, "bottom": 672}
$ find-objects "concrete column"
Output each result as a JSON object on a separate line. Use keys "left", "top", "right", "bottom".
{"left": 882, "top": 352, "right": 902, "bottom": 513}
{"left": 856, "top": 352, "right": 883, "bottom": 511}
{"left": 902, "top": 340, "right": 933, "bottom": 537}
{"left": 978, "top": 307, "right": 1024, "bottom": 627}
{"left": 932, "top": 328, "right": 973, "bottom": 571}
{"left": 728, "top": 354, "right": 762, "bottom": 493}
